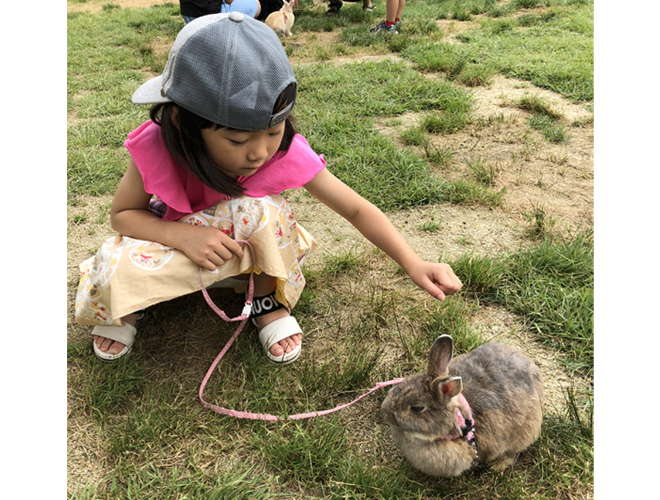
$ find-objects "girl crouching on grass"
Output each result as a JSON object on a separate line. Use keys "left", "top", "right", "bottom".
{"left": 75, "top": 12, "right": 462, "bottom": 364}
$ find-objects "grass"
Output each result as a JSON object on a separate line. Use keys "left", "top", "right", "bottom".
{"left": 399, "top": 0, "right": 593, "bottom": 101}
{"left": 453, "top": 6, "right": 593, "bottom": 101}
{"left": 68, "top": 239, "right": 593, "bottom": 498}
{"left": 516, "top": 94, "right": 571, "bottom": 143}
{"left": 67, "top": 0, "right": 593, "bottom": 498}
{"left": 451, "top": 231, "right": 594, "bottom": 374}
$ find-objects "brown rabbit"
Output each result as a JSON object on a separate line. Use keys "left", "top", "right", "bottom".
{"left": 381, "top": 335, "right": 544, "bottom": 477}
{"left": 265, "top": 0, "right": 295, "bottom": 37}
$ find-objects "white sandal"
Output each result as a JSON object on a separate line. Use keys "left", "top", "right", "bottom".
{"left": 258, "top": 316, "right": 302, "bottom": 364}
{"left": 92, "top": 321, "right": 137, "bottom": 362}
{"left": 250, "top": 293, "right": 302, "bottom": 364}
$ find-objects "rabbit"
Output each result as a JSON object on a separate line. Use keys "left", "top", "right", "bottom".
{"left": 265, "top": 0, "right": 295, "bottom": 37}
{"left": 381, "top": 335, "right": 544, "bottom": 477}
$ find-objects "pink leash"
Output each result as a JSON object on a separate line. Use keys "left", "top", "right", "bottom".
{"left": 197, "top": 239, "right": 404, "bottom": 421}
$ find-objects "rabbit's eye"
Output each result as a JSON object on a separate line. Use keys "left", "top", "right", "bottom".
{"left": 410, "top": 405, "right": 426, "bottom": 414}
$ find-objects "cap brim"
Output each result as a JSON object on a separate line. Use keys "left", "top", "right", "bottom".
{"left": 132, "top": 75, "right": 171, "bottom": 105}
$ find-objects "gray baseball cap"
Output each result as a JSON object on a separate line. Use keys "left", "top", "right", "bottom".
{"left": 132, "top": 12, "right": 296, "bottom": 131}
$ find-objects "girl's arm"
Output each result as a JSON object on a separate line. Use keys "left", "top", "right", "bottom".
{"left": 110, "top": 159, "right": 243, "bottom": 270}
{"left": 303, "top": 168, "right": 462, "bottom": 300}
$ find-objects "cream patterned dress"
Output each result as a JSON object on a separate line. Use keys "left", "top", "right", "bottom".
{"left": 75, "top": 195, "right": 316, "bottom": 327}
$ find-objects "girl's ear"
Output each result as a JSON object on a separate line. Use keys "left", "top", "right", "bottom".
{"left": 170, "top": 105, "right": 180, "bottom": 129}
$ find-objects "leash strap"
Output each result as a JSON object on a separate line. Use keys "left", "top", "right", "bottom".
{"left": 197, "top": 239, "right": 404, "bottom": 421}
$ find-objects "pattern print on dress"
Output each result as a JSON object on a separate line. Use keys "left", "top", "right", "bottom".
{"left": 180, "top": 214, "right": 208, "bottom": 227}
{"left": 229, "top": 197, "right": 270, "bottom": 239}
{"left": 287, "top": 227, "right": 315, "bottom": 289}
{"left": 128, "top": 238, "right": 175, "bottom": 271}
{"left": 86, "top": 236, "right": 125, "bottom": 286}
{"left": 78, "top": 296, "right": 113, "bottom": 324}
{"left": 75, "top": 236, "right": 125, "bottom": 325}
{"left": 287, "top": 255, "right": 304, "bottom": 288}
{"left": 273, "top": 200, "right": 294, "bottom": 249}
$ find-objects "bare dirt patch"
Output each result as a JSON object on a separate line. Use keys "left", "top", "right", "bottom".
{"left": 294, "top": 71, "right": 593, "bottom": 261}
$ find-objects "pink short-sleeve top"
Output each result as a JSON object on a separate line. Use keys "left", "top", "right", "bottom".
{"left": 124, "top": 120, "right": 326, "bottom": 221}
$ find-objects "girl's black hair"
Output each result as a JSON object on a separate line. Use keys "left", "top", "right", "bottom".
{"left": 149, "top": 82, "right": 298, "bottom": 197}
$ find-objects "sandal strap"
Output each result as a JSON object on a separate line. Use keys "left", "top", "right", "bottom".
{"left": 92, "top": 323, "right": 137, "bottom": 346}
{"left": 258, "top": 316, "right": 302, "bottom": 350}
{"left": 258, "top": 316, "right": 302, "bottom": 364}
{"left": 250, "top": 293, "right": 286, "bottom": 318}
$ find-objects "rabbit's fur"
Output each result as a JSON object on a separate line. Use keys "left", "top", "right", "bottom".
{"left": 265, "top": 0, "right": 295, "bottom": 37}
{"left": 381, "top": 335, "right": 543, "bottom": 477}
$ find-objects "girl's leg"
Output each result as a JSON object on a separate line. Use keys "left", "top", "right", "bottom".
{"left": 252, "top": 273, "right": 302, "bottom": 357}
{"left": 92, "top": 274, "right": 302, "bottom": 358}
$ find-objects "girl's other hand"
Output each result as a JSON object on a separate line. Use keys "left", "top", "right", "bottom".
{"left": 409, "top": 262, "right": 463, "bottom": 301}
{"left": 175, "top": 224, "right": 244, "bottom": 271}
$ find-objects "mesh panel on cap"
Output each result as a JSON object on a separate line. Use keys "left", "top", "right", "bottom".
{"left": 160, "top": 14, "right": 225, "bottom": 98}
{"left": 164, "top": 15, "right": 295, "bottom": 130}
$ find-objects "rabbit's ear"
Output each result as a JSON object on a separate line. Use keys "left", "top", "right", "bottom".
{"left": 427, "top": 335, "right": 453, "bottom": 378}
{"left": 431, "top": 376, "right": 463, "bottom": 399}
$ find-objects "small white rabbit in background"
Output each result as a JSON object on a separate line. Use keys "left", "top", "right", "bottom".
{"left": 265, "top": 0, "right": 295, "bottom": 37}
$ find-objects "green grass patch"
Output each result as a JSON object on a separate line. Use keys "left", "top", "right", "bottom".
{"left": 516, "top": 94, "right": 570, "bottom": 143}
{"left": 451, "top": 232, "right": 594, "bottom": 374}
{"left": 453, "top": 4, "right": 593, "bottom": 101}
{"left": 398, "top": 1, "right": 593, "bottom": 101}
{"left": 529, "top": 113, "right": 570, "bottom": 143}
{"left": 67, "top": 4, "right": 183, "bottom": 199}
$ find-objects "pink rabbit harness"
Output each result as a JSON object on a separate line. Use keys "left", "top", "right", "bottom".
{"left": 437, "top": 393, "right": 479, "bottom": 466}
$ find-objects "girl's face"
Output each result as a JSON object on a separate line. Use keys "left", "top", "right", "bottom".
{"left": 200, "top": 123, "right": 286, "bottom": 179}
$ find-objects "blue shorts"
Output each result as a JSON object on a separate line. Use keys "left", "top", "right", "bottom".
{"left": 221, "top": 0, "right": 260, "bottom": 18}
{"left": 182, "top": 0, "right": 260, "bottom": 23}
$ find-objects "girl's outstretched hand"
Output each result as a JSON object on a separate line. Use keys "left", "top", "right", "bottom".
{"left": 408, "top": 261, "right": 463, "bottom": 301}
{"left": 174, "top": 224, "right": 244, "bottom": 271}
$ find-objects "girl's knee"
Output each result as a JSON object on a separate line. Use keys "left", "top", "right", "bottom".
{"left": 228, "top": 195, "right": 291, "bottom": 238}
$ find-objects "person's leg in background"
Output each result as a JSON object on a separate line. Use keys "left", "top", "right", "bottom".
{"left": 369, "top": 0, "right": 402, "bottom": 33}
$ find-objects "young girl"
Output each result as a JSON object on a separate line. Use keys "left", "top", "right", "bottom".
{"left": 75, "top": 12, "right": 462, "bottom": 364}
